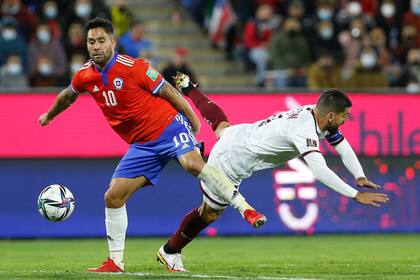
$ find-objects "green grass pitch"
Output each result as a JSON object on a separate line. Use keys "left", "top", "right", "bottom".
{"left": 1, "top": 235, "right": 419, "bottom": 279}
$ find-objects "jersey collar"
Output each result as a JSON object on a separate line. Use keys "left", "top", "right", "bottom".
{"left": 311, "top": 109, "right": 322, "bottom": 136}
{"left": 93, "top": 51, "right": 118, "bottom": 86}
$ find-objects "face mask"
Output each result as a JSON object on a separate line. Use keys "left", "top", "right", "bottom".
{"left": 2, "top": 29, "right": 17, "bottom": 41}
{"left": 319, "top": 28, "right": 333, "bottom": 39}
{"left": 412, "top": 0, "right": 420, "bottom": 15}
{"left": 37, "top": 30, "right": 51, "bottom": 44}
{"left": 317, "top": 9, "right": 333, "bottom": 20}
{"left": 75, "top": 4, "right": 92, "bottom": 17}
{"left": 7, "top": 63, "right": 22, "bottom": 75}
{"left": 45, "top": 6, "right": 58, "bottom": 19}
{"left": 406, "top": 82, "right": 420, "bottom": 93}
{"left": 38, "top": 63, "right": 53, "bottom": 75}
{"left": 347, "top": 2, "right": 362, "bottom": 16}
{"left": 381, "top": 3, "right": 395, "bottom": 18}
{"left": 360, "top": 53, "right": 377, "bottom": 68}
{"left": 71, "top": 63, "right": 82, "bottom": 73}
{"left": 8, "top": 4, "right": 20, "bottom": 15}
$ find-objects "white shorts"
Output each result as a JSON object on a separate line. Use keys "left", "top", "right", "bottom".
{"left": 201, "top": 126, "right": 243, "bottom": 210}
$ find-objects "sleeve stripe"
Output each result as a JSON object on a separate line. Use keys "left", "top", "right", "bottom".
{"left": 301, "top": 150, "right": 322, "bottom": 157}
{"left": 326, "top": 131, "right": 344, "bottom": 144}
{"left": 70, "top": 84, "right": 80, "bottom": 95}
{"left": 328, "top": 137, "right": 345, "bottom": 146}
{"left": 151, "top": 79, "right": 165, "bottom": 94}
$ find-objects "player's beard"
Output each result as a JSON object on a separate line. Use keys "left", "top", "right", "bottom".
{"left": 91, "top": 51, "right": 112, "bottom": 67}
{"left": 326, "top": 120, "right": 340, "bottom": 131}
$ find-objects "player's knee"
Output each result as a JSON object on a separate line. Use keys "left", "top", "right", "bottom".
{"left": 199, "top": 204, "right": 224, "bottom": 223}
{"left": 104, "top": 190, "right": 125, "bottom": 208}
{"left": 182, "top": 156, "right": 205, "bottom": 177}
{"left": 201, "top": 210, "right": 222, "bottom": 223}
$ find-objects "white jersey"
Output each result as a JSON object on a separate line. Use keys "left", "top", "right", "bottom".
{"left": 207, "top": 105, "right": 343, "bottom": 185}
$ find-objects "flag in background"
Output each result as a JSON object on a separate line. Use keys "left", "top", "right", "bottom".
{"left": 208, "top": 0, "right": 237, "bottom": 47}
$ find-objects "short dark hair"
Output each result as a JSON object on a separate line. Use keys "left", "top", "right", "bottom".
{"left": 316, "top": 88, "right": 352, "bottom": 114}
{"left": 84, "top": 17, "right": 114, "bottom": 36}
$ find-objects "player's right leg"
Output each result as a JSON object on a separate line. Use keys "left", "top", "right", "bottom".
{"left": 88, "top": 176, "right": 149, "bottom": 273}
{"left": 174, "top": 72, "right": 230, "bottom": 139}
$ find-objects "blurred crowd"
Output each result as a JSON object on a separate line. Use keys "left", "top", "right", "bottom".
{"left": 0, "top": 0, "right": 177, "bottom": 89}
{"left": 1, "top": 0, "right": 419, "bottom": 92}
{"left": 185, "top": 0, "right": 420, "bottom": 91}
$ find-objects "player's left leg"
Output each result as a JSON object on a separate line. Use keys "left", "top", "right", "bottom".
{"left": 174, "top": 72, "right": 230, "bottom": 139}
{"left": 157, "top": 201, "right": 223, "bottom": 272}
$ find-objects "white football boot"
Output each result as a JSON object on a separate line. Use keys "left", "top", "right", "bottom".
{"left": 157, "top": 245, "right": 188, "bottom": 272}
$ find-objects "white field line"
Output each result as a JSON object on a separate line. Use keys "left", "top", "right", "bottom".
{"left": 30, "top": 270, "right": 321, "bottom": 280}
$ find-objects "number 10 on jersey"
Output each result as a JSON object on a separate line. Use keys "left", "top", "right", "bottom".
{"left": 102, "top": 90, "right": 118, "bottom": 106}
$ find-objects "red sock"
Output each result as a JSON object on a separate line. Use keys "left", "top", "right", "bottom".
{"left": 165, "top": 208, "right": 210, "bottom": 253}
{"left": 186, "top": 87, "right": 229, "bottom": 131}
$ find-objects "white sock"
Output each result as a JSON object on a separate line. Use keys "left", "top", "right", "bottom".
{"left": 105, "top": 205, "right": 128, "bottom": 265}
{"left": 198, "top": 164, "right": 252, "bottom": 215}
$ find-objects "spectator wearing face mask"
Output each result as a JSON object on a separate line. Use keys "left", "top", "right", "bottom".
{"left": 309, "top": 20, "right": 343, "bottom": 62}
{"left": 0, "top": 16, "right": 27, "bottom": 69}
{"left": 307, "top": 53, "right": 344, "bottom": 90}
{"left": 37, "top": 0, "right": 62, "bottom": 41}
{"left": 375, "top": 0, "right": 401, "bottom": 52}
{"left": 315, "top": 0, "right": 336, "bottom": 22}
{"left": 0, "top": 0, "right": 38, "bottom": 42}
{"left": 29, "top": 56, "right": 62, "bottom": 87}
{"left": 345, "top": 46, "right": 388, "bottom": 89}
{"left": 338, "top": 17, "right": 366, "bottom": 80}
{"left": 268, "top": 16, "right": 310, "bottom": 88}
{"left": 28, "top": 23, "right": 67, "bottom": 83}
{"left": 398, "top": 48, "right": 420, "bottom": 93}
{"left": 62, "top": 0, "right": 110, "bottom": 32}
{"left": 0, "top": 54, "right": 28, "bottom": 89}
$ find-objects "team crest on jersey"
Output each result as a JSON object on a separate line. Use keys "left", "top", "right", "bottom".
{"left": 113, "top": 77, "right": 123, "bottom": 90}
{"left": 306, "top": 138, "right": 318, "bottom": 147}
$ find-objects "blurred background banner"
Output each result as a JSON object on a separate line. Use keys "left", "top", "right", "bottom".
{"left": 0, "top": 92, "right": 418, "bottom": 238}
{"left": 1, "top": 93, "right": 419, "bottom": 157}
{"left": 0, "top": 156, "right": 418, "bottom": 238}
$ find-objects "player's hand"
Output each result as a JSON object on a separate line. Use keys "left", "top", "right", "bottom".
{"left": 39, "top": 113, "right": 52, "bottom": 126}
{"left": 356, "top": 177, "right": 380, "bottom": 189}
{"left": 354, "top": 191, "right": 389, "bottom": 207}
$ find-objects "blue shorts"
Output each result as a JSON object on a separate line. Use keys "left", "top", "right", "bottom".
{"left": 112, "top": 113, "right": 199, "bottom": 185}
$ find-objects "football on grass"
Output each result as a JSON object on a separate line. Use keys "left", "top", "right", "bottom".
{"left": 38, "top": 184, "right": 75, "bottom": 221}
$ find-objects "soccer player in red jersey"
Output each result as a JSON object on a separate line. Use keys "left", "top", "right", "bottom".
{"left": 39, "top": 17, "right": 263, "bottom": 273}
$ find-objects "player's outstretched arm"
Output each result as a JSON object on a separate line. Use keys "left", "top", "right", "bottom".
{"left": 333, "top": 138, "right": 380, "bottom": 189}
{"left": 303, "top": 151, "right": 388, "bottom": 206}
{"left": 159, "top": 81, "right": 201, "bottom": 134}
{"left": 39, "top": 87, "right": 78, "bottom": 126}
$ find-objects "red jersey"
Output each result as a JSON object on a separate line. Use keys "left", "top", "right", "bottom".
{"left": 70, "top": 53, "right": 177, "bottom": 144}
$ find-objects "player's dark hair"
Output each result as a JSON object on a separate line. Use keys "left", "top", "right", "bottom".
{"left": 316, "top": 89, "right": 352, "bottom": 114}
{"left": 84, "top": 17, "right": 114, "bottom": 36}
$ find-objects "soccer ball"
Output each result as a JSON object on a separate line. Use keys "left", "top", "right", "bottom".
{"left": 37, "top": 184, "right": 75, "bottom": 221}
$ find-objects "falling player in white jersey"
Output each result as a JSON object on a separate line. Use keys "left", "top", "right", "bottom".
{"left": 157, "top": 73, "right": 389, "bottom": 272}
